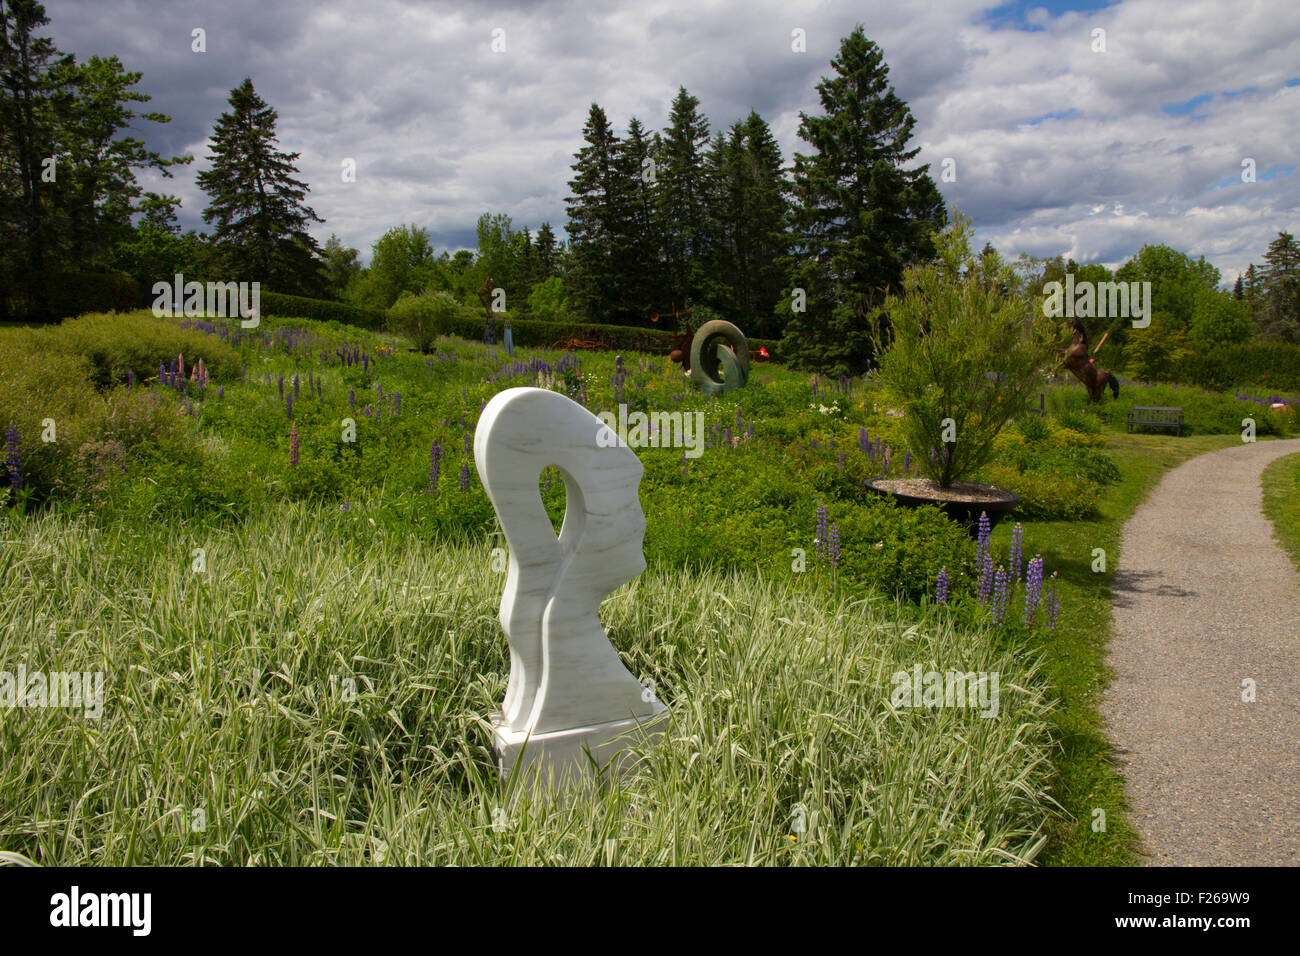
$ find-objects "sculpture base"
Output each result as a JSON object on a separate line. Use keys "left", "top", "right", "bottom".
{"left": 491, "top": 706, "right": 668, "bottom": 791}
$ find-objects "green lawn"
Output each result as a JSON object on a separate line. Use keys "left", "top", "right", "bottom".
{"left": 1261, "top": 452, "right": 1300, "bottom": 573}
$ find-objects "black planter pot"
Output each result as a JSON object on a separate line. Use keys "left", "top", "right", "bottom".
{"left": 864, "top": 478, "right": 1019, "bottom": 537}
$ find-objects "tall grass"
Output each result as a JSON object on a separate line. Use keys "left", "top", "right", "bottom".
{"left": 0, "top": 500, "right": 1056, "bottom": 865}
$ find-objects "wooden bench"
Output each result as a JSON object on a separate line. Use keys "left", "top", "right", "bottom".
{"left": 1127, "top": 405, "right": 1183, "bottom": 435}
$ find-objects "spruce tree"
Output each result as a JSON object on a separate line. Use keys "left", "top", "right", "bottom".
{"left": 535, "top": 222, "right": 560, "bottom": 282}
{"left": 703, "top": 111, "right": 789, "bottom": 336}
{"left": 1256, "top": 231, "right": 1300, "bottom": 342}
{"left": 612, "top": 116, "right": 665, "bottom": 322}
{"left": 779, "top": 26, "right": 946, "bottom": 375}
{"left": 564, "top": 103, "right": 624, "bottom": 322}
{"left": 197, "top": 77, "right": 323, "bottom": 295}
{"left": 657, "top": 87, "right": 711, "bottom": 307}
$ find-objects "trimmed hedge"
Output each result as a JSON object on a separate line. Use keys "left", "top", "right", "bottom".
{"left": 428, "top": 309, "right": 781, "bottom": 357}
{"left": 261, "top": 290, "right": 785, "bottom": 356}
{"left": 1166, "top": 342, "right": 1300, "bottom": 393}
{"left": 261, "top": 291, "right": 387, "bottom": 330}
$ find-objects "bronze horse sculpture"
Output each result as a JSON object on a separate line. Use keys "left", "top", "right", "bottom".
{"left": 1057, "top": 317, "right": 1119, "bottom": 402}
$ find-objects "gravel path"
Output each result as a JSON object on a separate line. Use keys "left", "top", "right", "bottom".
{"left": 1102, "top": 437, "right": 1300, "bottom": 866}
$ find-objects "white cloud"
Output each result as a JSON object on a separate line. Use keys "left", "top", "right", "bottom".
{"left": 43, "top": 0, "right": 1300, "bottom": 280}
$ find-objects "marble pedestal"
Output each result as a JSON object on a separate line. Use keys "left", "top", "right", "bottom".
{"left": 491, "top": 704, "right": 668, "bottom": 788}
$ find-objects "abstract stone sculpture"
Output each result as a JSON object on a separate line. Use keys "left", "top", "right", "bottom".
{"left": 688, "top": 319, "right": 751, "bottom": 396}
{"left": 474, "top": 386, "right": 668, "bottom": 788}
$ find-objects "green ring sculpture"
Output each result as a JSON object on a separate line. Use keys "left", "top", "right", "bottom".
{"left": 688, "top": 319, "right": 751, "bottom": 396}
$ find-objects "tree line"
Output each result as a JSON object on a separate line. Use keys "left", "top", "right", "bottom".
{"left": 3, "top": 1, "right": 1296, "bottom": 377}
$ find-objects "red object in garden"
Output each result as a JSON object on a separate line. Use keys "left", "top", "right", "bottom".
{"left": 754, "top": 346, "right": 770, "bottom": 363}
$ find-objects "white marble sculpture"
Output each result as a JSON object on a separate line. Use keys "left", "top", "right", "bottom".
{"left": 474, "top": 386, "right": 668, "bottom": 787}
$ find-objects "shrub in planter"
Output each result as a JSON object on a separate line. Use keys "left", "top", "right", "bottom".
{"left": 871, "top": 215, "right": 1059, "bottom": 489}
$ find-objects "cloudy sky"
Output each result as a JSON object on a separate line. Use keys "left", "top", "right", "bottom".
{"left": 43, "top": 0, "right": 1299, "bottom": 282}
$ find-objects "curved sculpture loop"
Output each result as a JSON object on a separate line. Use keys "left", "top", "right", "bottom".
{"left": 688, "top": 319, "right": 751, "bottom": 396}
{"left": 474, "top": 386, "right": 668, "bottom": 789}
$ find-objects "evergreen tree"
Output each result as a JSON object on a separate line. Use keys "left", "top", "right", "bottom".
{"left": 56, "top": 54, "right": 191, "bottom": 269}
{"left": 196, "top": 77, "right": 323, "bottom": 295}
{"left": 703, "top": 111, "right": 789, "bottom": 336}
{"left": 1255, "top": 231, "right": 1300, "bottom": 342}
{"left": 779, "top": 26, "right": 947, "bottom": 375}
{"left": 656, "top": 88, "right": 711, "bottom": 307}
{"left": 565, "top": 103, "right": 624, "bottom": 322}
{"left": 612, "top": 116, "right": 665, "bottom": 321}
{"left": 535, "top": 222, "right": 560, "bottom": 281}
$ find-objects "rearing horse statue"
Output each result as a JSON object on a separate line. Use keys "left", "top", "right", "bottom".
{"left": 1057, "top": 317, "right": 1118, "bottom": 402}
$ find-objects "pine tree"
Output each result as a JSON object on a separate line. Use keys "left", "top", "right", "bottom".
{"left": 657, "top": 88, "right": 711, "bottom": 307}
{"left": 1255, "top": 231, "right": 1300, "bottom": 342}
{"left": 703, "top": 111, "right": 789, "bottom": 336}
{"left": 612, "top": 116, "right": 665, "bottom": 322}
{"left": 565, "top": 103, "right": 624, "bottom": 322}
{"left": 535, "top": 222, "right": 560, "bottom": 282}
{"left": 197, "top": 78, "right": 323, "bottom": 295}
{"left": 779, "top": 26, "right": 947, "bottom": 375}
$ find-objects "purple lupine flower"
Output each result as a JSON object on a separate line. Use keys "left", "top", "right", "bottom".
{"left": 904, "top": 450, "right": 910, "bottom": 474}
{"left": 127, "top": 369, "right": 134, "bottom": 390}
{"left": 815, "top": 504, "right": 830, "bottom": 564}
{"left": 1009, "top": 523, "right": 1024, "bottom": 587}
{"left": 289, "top": 423, "right": 299, "bottom": 467}
{"left": 747, "top": 421, "right": 754, "bottom": 439}
{"left": 1024, "top": 554, "right": 1044, "bottom": 626}
{"left": 278, "top": 375, "right": 284, "bottom": 400}
{"left": 463, "top": 433, "right": 472, "bottom": 455}
{"left": 348, "top": 387, "right": 356, "bottom": 413}
{"left": 936, "top": 567, "right": 949, "bottom": 605}
{"left": 724, "top": 427, "right": 732, "bottom": 448}
{"left": 286, "top": 393, "right": 293, "bottom": 419}
{"left": 991, "top": 566, "right": 1009, "bottom": 626}
{"left": 293, "top": 374, "right": 300, "bottom": 399}
{"left": 859, "top": 427, "right": 868, "bottom": 452}
{"left": 828, "top": 523, "right": 841, "bottom": 569}
{"left": 5, "top": 426, "right": 22, "bottom": 490}
{"left": 544, "top": 467, "right": 553, "bottom": 491}
{"left": 459, "top": 462, "right": 470, "bottom": 491}
{"left": 394, "top": 392, "right": 401, "bottom": 416}
{"left": 428, "top": 440, "right": 443, "bottom": 492}
{"left": 218, "top": 386, "right": 224, "bottom": 399}
{"left": 976, "top": 513, "right": 994, "bottom": 605}
{"left": 1046, "top": 573, "right": 1060, "bottom": 633}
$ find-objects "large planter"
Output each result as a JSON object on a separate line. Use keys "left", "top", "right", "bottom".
{"left": 865, "top": 477, "right": 1019, "bottom": 537}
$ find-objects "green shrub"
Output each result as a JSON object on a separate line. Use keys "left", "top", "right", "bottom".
{"left": 29, "top": 312, "right": 241, "bottom": 389}
{"left": 388, "top": 290, "right": 461, "bottom": 351}
{"left": 872, "top": 215, "right": 1058, "bottom": 487}
{"left": 1053, "top": 405, "right": 1103, "bottom": 435}
{"left": 527, "top": 276, "right": 571, "bottom": 323}
{"left": 985, "top": 463, "right": 1100, "bottom": 520}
